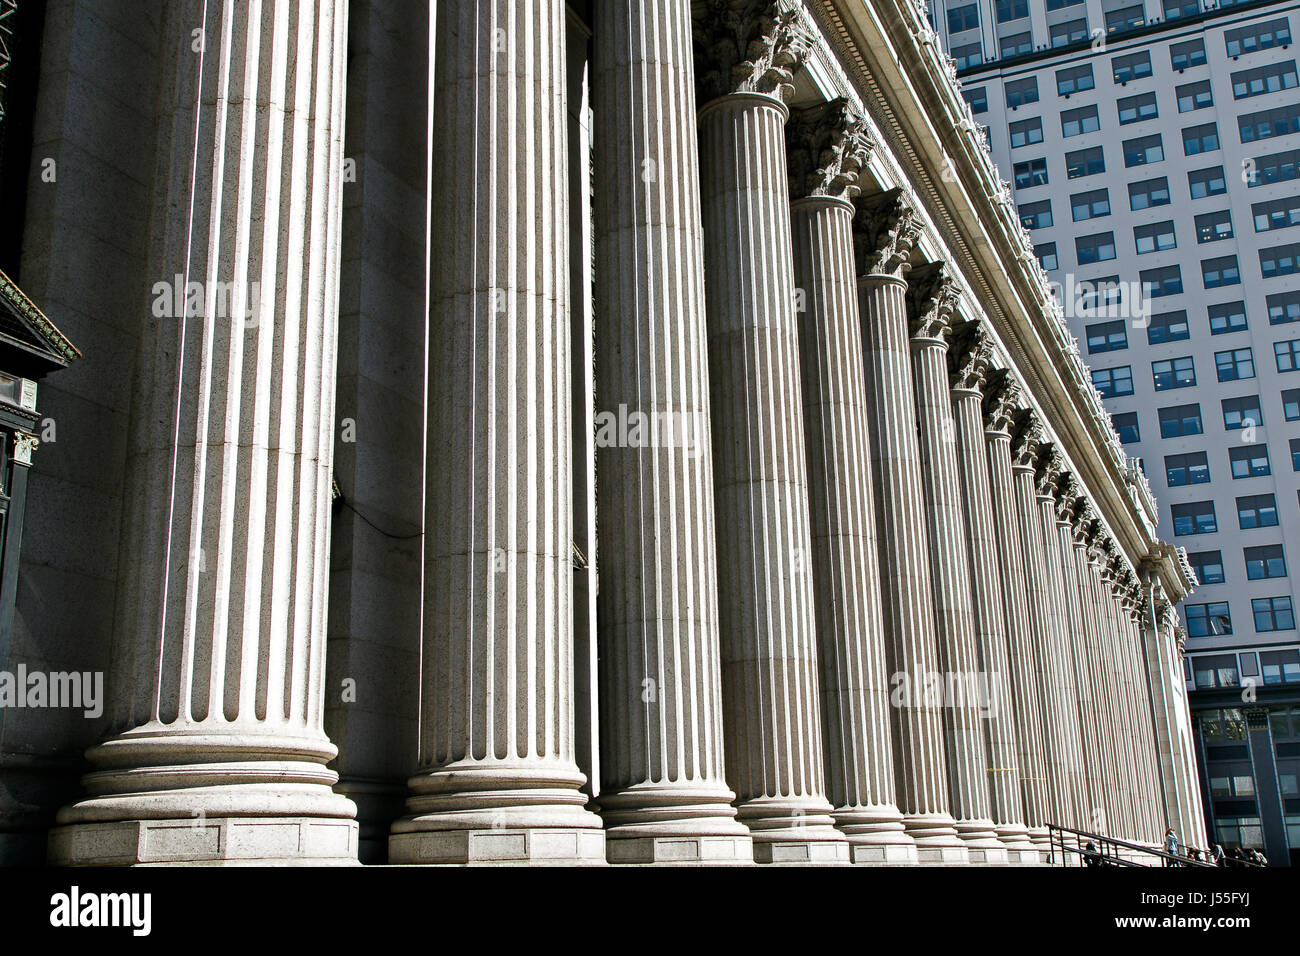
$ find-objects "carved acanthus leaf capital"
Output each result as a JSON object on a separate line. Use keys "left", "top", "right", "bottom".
{"left": 907, "top": 262, "right": 961, "bottom": 341}
{"left": 695, "top": 0, "right": 814, "bottom": 104}
{"left": 1010, "top": 415, "right": 1045, "bottom": 470}
{"left": 948, "top": 320, "right": 993, "bottom": 392}
{"left": 786, "top": 99, "right": 874, "bottom": 202}
{"left": 982, "top": 370, "right": 1023, "bottom": 434}
{"left": 853, "top": 191, "right": 921, "bottom": 278}
{"left": 1034, "top": 446, "right": 1063, "bottom": 498}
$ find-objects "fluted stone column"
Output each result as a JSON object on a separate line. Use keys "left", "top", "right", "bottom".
{"left": 1058, "top": 494, "right": 1107, "bottom": 833}
{"left": 787, "top": 102, "right": 916, "bottom": 865}
{"left": 949, "top": 326, "right": 1037, "bottom": 861}
{"left": 1097, "top": 555, "right": 1137, "bottom": 841}
{"left": 1033, "top": 455, "right": 1089, "bottom": 832}
{"left": 1010, "top": 421, "right": 1072, "bottom": 835}
{"left": 983, "top": 379, "right": 1051, "bottom": 853}
{"left": 389, "top": 0, "right": 606, "bottom": 865}
{"left": 590, "top": 0, "right": 754, "bottom": 868}
{"left": 906, "top": 265, "right": 1003, "bottom": 864}
{"left": 855, "top": 192, "right": 966, "bottom": 864}
{"left": 49, "top": 0, "right": 358, "bottom": 865}
{"left": 695, "top": 2, "right": 847, "bottom": 864}
{"left": 588, "top": 0, "right": 752, "bottom": 865}
{"left": 1081, "top": 533, "right": 1125, "bottom": 837}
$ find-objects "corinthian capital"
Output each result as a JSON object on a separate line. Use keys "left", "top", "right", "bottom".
{"left": 948, "top": 320, "right": 993, "bottom": 392}
{"left": 906, "top": 262, "right": 961, "bottom": 342}
{"left": 1010, "top": 414, "right": 1046, "bottom": 470}
{"left": 982, "top": 369, "right": 1022, "bottom": 434}
{"left": 853, "top": 190, "right": 921, "bottom": 278}
{"left": 694, "top": 0, "right": 814, "bottom": 104}
{"left": 786, "top": 99, "right": 875, "bottom": 202}
{"left": 1034, "top": 446, "right": 1062, "bottom": 499}
{"left": 1054, "top": 471, "right": 1080, "bottom": 522}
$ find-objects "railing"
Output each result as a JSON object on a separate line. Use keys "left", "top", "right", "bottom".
{"left": 1047, "top": 824, "right": 1246, "bottom": 868}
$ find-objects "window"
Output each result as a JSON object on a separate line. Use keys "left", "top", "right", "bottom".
{"left": 1166, "top": 451, "right": 1210, "bottom": 486}
{"left": 1232, "top": 62, "right": 1299, "bottom": 99}
{"left": 1170, "top": 39, "right": 1207, "bottom": 71}
{"left": 1135, "top": 220, "right": 1176, "bottom": 254}
{"left": 1183, "top": 123, "right": 1220, "bottom": 156}
{"left": 1247, "top": 149, "right": 1300, "bottom": 188}
{"left": 1020, "top": 199, "right": 1053, "bottom": 230}
{"left": 1236, "top": 493, "right": 1278, "bottom": 529}
{"left": 1091, "top": 365, "right": 1134, "bottom": 398}
{"left": 1086, "top": 319, "right": 1127, "bottom": 353}
{"left": 1229, "top": 443, "right": 1269, "bottom": 478}
{"left": 995, "top": 0, "right": 1027, "bottom": 23}
{"left": 1066, "top": 146, "right": 1105, "bottom": 179}
{"left": 1186, "top": 605, "right": 1233, "bottom": 638}
{"left": 1188, "top": 166, "right": 1227, "bottom": 199}
{"left": 1034, "top": 242, "right": 1059, "bottom": 271}
{"left": 1253, "top": 596, "right": 1295, "bottom": 631}
{"left": 1061, "top": 105, "right": 1100, "bottom": 137}
{"left": 1074, "top": 275, "right": 1123, "bottom": 314}
{"left": 1275, "top": 338, "right": 1300, "bottom": 372}
{"left": 1293, "top": 437, "right": 1300, "bottom": 470}
{"left": 1050, "top": 19, "right": 1088, "bottom": 48}
{"left": 1142, "top": 265, "right": 1183, "bottom": 298}
{"left": 1148, "top": 309, "right": 1189, "bottom": 344}
{"left": 1112, "top": 51, "right": 1152, "bottom": 84}
{"left": 1047, "top": 0, "right": 1084, "bottom": 8}
{"left": 1201, "top": 256, "right": 1240, "bottom": 288}
{"left": 1106, "top": 5, "right": 1144, "bottom": 34}
{"left": 1071, "top": 188, "right": 1110, "bottom": 221}
{"left": 1226, "top": 18, "right": 1292, "bottom": 57}
{"left": 948, "top": 4, "right": 980, "bottom": 33}
{"left": 1159, "top": 403, "right": 1202, "bottom": 437}
{"left": 1245, "top": 544, "right": 1286, "bottom": 580}
{"left": 1261, "top": 649, "right": 1300, "bottom": 683}
{"left": 1209, "top": 302, "right": 1248, "bottom": 335}
{"left": 1188, "top": 550, "right": 1225, "bottom": 585}
{"left": 1283, "top": 388, "right": 1300, "bottom": 420}
{"left": 1268, "top": 291, "right": 1300, "bottom": 325}
{"left": 1013, "top": 157, "right": 1049, "bottom": 189}
{"left": 1128, "top": 176, "right": 1170, "bottom": 210}
{"left": 1124, "top": 134, "right": 1163, "bottom": 167}
{"left": 1056, "top": 65, "right": 1094, "bottom": 97}
{"left": 1076, "top": 231, "right": 1116, "bottom": 264}
{"left": 1261, "top": 244, "right": 1300, "bottom": 278}
{"left": 1118, "top": 92, "right": 1158, "bottom": 125}
{"left": 1195, "top": 210, "right": 1234, "bottom": 243}
{"left": 1000, "top": 32, "right": 1034, "bottom": 58}
{"left": 1239, "top": 104, "right": 1300, "bottom": 143}
{"left": 1222, "top": 395, "right": 1262, "bottom": 431}
{"left": 1153, "top": 355, "right": 1195, "bottom": 390}
{"left": 1177, "top": 80, "right": 1213, "bottom": 113}
{"left": 1112, "top": 410, "right": 1140, "bottom": 443}
{"left": 1216, "top": 347, "right": 1255, "bottom": 382}
{"left": 962, "top": 87, "right": 988, "bottom": 114}
{"left": 1010, "top": 117, "right": 1044, "bottom": 148}
{"left": 1005, "top": 77, "right": 1039, "bottom": 109}
{"left": 1253, "top": 196, "right": 1300, "bottom": 232}
{"left": 1164, "top": 0, "right": 1199, "bottom": 20}
{"left": 953, "top": 43, "right": 983, "bottom": 71}
{"left": 1173, "top": 500, "right": 1217, "bottom": 535}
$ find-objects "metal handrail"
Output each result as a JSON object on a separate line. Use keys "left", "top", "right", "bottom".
{"left": 1047, "top": 823, "right": 1240, "bottom": 868}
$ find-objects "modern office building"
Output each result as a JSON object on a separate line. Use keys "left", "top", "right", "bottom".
{"left": 939, "top": 0, "right": 1300, "bottom": 864}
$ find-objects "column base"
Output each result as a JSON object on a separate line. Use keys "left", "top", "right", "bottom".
{"left": 48, "top": 816, "right": 359, "bottom": 866}
{"left": 903, "top": 811, "right": 968, "bottom": 864}
{"left": 388, "top": 826, "right": 605, "bottom": 865}
{"left": 389, "top": 760, "right": 606, "bottom": 865}
{"left": 738, "top": 796, "right": 851, "bottom": 865}
{"left": 606, "top": 835, "right": 754, "bottom": 865}
{"left": 955, "top": 818, "right": 1007, "bottom": 863}
{"left": 598, "top": 782, "right": 755, "bottom": 864}
{"left": 832, "top": 804, "right": 919, "bottom": 865}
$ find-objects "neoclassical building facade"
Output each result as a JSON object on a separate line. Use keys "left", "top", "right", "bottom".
{"left": 0, "top": 0, "right": 1205, "bottom": 865}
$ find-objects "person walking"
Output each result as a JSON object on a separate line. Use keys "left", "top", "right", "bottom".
{"left": 1164, "top": 827, "right": 1179, "bottom": 867}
